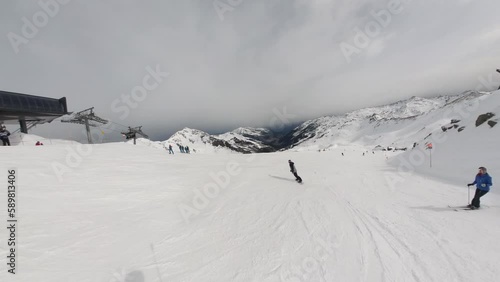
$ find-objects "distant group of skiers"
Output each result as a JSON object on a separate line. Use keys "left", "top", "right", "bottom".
{"left": 166, "top": 144, "right": 191, "bottom": 154}
{"left": 340, "top": 151, "right": 376, "bottom": 157}
{"left": 178, "top": 144, "right": 190, "bottom": 153}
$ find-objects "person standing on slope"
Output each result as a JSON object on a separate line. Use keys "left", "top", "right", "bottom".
{"left": 168, "top": 144, "right": 174, "bottom": 154}
{"left": 288, "top": 160, "right": 302, "bottom": 183}
{"left": 0, "top": 126, "right": 11, "bottom": 146}
{"left": 467, "top": 167, "right": 493, "bottom": 209}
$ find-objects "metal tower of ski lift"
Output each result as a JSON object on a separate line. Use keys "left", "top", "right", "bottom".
{"left": 61, "top": 107, "right": 108, "bottom": 144}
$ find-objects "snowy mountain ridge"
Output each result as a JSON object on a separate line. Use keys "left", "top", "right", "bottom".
{"left": 154, "top": 90, "right": 496, "bottom": 153}
{"left": 281, "top": 90, "right": 493, "bottom": 151}
{"left": 134, "top": 127, "right": 277, "bottom": 154}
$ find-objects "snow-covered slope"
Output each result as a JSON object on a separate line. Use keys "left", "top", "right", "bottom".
{"left": 8, "top": 133, "right": 80, "bottom": 146}
{"left": 283, "top": 90, "right": 492, "bottom": 151}
{"left": 1, "top": 143, "right": 500, "bottom": 281}
{"left": 127, "top": 137, "right": 166, "bottom": 150}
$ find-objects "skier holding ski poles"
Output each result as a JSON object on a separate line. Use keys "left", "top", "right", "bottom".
{"left": 467, "top": 167, "right": 492, "bottom": 209}
{"left": 288, "top": 160, "right": 302, "bottom": 183}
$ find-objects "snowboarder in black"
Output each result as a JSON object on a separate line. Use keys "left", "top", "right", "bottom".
{"left": 288, "top": 160, "right": 302, "bottom": 183}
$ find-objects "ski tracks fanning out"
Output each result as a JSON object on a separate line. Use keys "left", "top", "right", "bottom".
{"left": 345, "top": 200, "right": 430, "bottom": 282}
{"left": 326, "top": 179, "right": 473, "bottom": 282}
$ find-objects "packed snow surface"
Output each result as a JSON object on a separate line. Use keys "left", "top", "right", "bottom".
{"left": 0, "top": 142, "right": 499, "bottom": 282}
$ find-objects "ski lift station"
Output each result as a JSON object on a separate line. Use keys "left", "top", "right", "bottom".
{"left": 0, "top": 90, "right": 69, "bottom": 133}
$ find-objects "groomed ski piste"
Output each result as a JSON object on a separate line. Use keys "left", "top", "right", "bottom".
{"left": 1, "top": 91, "right": 500, "bottom": 282}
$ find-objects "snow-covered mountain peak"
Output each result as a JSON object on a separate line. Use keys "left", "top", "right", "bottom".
{"left": 172, "top": 127, "right": 209, "bottom": 137}
{"left": 161, "top": 126, "right": 276, "bottom": 154}
{"left": 166, "top": 127, "right": 210, "bottom": 145}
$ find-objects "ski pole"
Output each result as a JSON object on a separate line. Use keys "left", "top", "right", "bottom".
{"left": 467, "top": 185, "right": 469, "bottom": 205}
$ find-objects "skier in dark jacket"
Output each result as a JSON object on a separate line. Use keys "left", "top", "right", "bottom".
{"left": 288, "top": 160, "right": 302, "bottom": 183}
{"left": 0, "top": 127, "right": 11, "bottom": 146}
{"left": 467, "top": 167, "right": 493, "bottom": 209}
{"left": 168, "top": 144, "right": 174, "bottom": 154}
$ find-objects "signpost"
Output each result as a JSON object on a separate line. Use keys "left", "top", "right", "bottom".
{"left": 426, "top": 143, "right": 433, "bottom": 168}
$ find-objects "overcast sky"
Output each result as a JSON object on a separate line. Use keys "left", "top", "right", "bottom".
{"left": 1, "top": 0, "right": 500, "bottom": 142}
